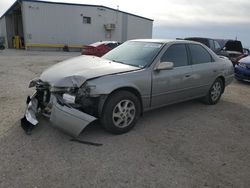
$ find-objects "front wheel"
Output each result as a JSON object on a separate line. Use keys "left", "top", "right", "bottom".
{"left": 101, "top": 91, "right": 141, "bottom": 134}
{"left": 203, "top": 78, "right": 224, "bottom": 105}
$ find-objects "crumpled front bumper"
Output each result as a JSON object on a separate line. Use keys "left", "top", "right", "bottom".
{"left": 23, "top": 93, "right": 97, "bottom": 137}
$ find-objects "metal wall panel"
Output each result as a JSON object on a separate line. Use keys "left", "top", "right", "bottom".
{"left": 0, "top": 17, "right": 8, "bottom": 47}
{"left": 22, "top": 1, "right": 152, "bottom": 45}
{"left": 126, "top": 15, "right": 153, "bottom": 41}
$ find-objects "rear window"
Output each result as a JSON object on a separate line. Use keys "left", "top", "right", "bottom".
{"left": 189, "top": 44, "right": 213, "bottom": 64}
{"left": 106, "top": 43, "right": 119, "bottom": 49}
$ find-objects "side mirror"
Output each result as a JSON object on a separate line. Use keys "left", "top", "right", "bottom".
{"left": 154, "top": 62, "right": 174, "bottom": 71}
{"left": 243, "top": 48, "right": 249, "bottom": 55}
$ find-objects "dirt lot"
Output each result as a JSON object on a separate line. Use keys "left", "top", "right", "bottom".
{"left": 0, "top": 49, "right": 250, "bottom": 188}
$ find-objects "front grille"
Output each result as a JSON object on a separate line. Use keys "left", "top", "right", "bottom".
{"left": 35, "top": 81, "right": 51, "bottom": 108}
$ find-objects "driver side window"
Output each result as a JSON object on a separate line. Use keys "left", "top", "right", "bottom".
{"left": 161, "top": 44, "right": 189, "bottom": 67}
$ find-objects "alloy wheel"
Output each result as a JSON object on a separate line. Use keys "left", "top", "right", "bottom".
{"left": 210, "top": 81, "right": 222, "bottom": 102}
{"left": 112, "top": 99, "right": 136, "bottom": 128}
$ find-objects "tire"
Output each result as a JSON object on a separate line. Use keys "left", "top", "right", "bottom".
{"left": 203, "top": 78, "right": 224, "bottom": 105}
{"left": 101, "top": 91, "right": 141, "bottom": 134}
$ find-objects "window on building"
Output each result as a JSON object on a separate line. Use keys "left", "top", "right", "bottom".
{"left": 161, "top": 44, "right": 189, "bottom": 67}
{"left": 83, "top": 16, "right": 91, "bottom": 24}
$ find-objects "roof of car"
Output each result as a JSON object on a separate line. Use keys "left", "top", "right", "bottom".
{"left": 184, "top": 37, "right": 212, "bottom": 40}
{"left": 130, "top": 39, "right": 201, "bottom": 44}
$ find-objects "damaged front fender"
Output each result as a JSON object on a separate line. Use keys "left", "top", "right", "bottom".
{"left": 21, "top": 92, "right": 97, "bottom": 137}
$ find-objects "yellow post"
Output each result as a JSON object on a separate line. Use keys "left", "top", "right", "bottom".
{"left": 15, "top": 36, "right": 20, "bottom": 49}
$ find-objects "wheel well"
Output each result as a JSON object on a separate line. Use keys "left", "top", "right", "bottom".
{"left": 100, "top": 87, "right": 143, "bottom": 117}
{"left": 217, "top": 76, "right": 225, "bottom": 93}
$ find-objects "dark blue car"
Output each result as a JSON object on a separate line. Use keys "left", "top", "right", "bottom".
{"left": 235, "top": 56, "right": 250, "bottom": 82}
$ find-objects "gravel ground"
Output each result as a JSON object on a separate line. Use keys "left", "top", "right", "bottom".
{"left": 0, "top": 49, "right": 250, "bottom": 188}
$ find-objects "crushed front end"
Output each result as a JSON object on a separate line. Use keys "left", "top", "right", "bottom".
{"left": 21, "top": 79, "right": 98, "bottom": 137}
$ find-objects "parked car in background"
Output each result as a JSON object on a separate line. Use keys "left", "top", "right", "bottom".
{"left": 81, "top": 41, "right": 121, "bottom": 57}
{"left": 215, "top": 39, "right": 248, "bottom": 66}
{"left": 235, "top": 56, "right": 250, "bottom": 82}
{"left": 185, "top": 37, "right": 249, "bottom": 66}
{"left": 22, "top": 39, "right": 234, "bottom": 137}
{"left": 184, "top": 37, "right": 222, "bottom": 54}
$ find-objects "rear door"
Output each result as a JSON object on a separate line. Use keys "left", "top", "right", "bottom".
{"left": 151, "top": 44, "right": 195, "bottom": 108}
{"left": 188, "top": 44, "right": 218, "bottom": 96}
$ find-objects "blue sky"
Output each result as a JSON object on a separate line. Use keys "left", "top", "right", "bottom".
{"left": 1, "top": 0, "right": 250, "bottom": 48}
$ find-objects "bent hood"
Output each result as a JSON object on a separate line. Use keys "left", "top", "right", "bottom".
{"left": 40, "top": 55, "right": 140, "bottom": 87}
{"left": 225, "top": 40, "right": 243, "bottom": 53}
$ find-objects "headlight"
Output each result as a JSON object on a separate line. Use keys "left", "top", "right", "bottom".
{"left": 77, "top": 84, "right": 96, "bottom": 97}
{"left": 62, "top": 93, "right": 76, "bottom": 104}
{"left": 239, "top": 63, "right": 246, "bottom": 68}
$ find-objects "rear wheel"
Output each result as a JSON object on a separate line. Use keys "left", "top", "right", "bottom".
{"left": 101, "top": 91, "right": 141, "bottom": 134}
{"left": 203, "top": 78, "right": 224, "bottom": 105}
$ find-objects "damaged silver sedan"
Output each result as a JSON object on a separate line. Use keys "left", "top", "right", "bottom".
{"left": 21, "top": 39, "right": 234, "bottom": 137}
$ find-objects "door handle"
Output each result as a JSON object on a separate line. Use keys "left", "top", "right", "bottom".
{"left": 185, "top": 74, "right": 191, "bottom": 77}
{"left": 213, "top": 70, "right": 217, "bottom": 73}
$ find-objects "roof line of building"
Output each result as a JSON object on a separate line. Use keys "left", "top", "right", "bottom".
{"left": 0, "top": 0, "right": 154, "bottom": 21}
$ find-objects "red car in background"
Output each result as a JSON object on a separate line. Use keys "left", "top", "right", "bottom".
{"left": 81, "top": 41, "right": 121, "bottom": 57}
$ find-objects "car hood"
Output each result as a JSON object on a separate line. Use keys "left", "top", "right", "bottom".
{"left": 225, "top": 40, "right": 243, "bottom": 53}
{"left": 40, "top": 55, "right": 140, "bottom": 87}
{"left": 239, "top": 56, "right": 250, "bottom": 64}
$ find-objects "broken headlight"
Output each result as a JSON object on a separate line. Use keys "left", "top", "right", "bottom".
{"left": 51, "top": 87, "right": 78, "bottom": 104}
{"left": 62, "top": 93, "right": 76, "bottom": 104}
{"left": 77, "top": 83, "right": 96, "bottom": 97}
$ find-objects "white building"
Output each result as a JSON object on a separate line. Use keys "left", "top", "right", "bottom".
{"left": 0, "top": 0, "right": 153, "bottom": 50}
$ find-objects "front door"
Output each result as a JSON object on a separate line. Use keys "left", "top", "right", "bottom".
{"left": 151, "top": 44, "right": 195, "bottom": 108}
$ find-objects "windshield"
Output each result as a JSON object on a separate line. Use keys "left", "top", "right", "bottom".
{"left": 102, "top": 41, "right": 163, "bottom": 68}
